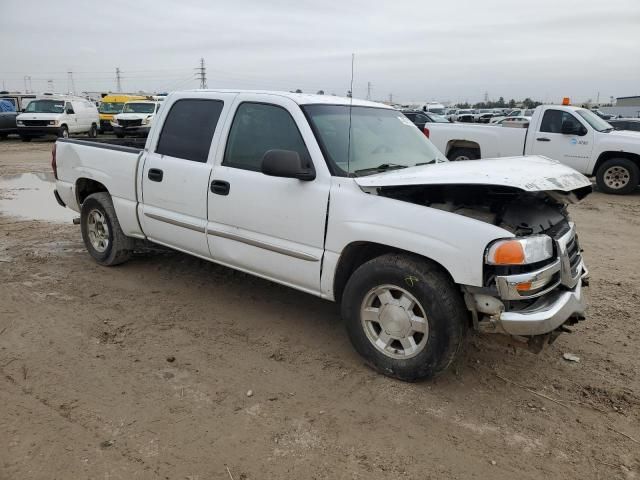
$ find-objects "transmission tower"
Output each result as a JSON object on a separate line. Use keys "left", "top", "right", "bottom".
{"left": 116, "top": 68, "right": 122, "bottom": 92}
{"left": 67, "top": 71, "right": 76, "bottom": 94}
{"left": 47, "top": 79, "right": 54, "bottom": 92}
{"left": 366, "top": 81, "right": 372, "bottom": 100}
{"left": 196, "top": 58, "right": 207, "bottom": 89}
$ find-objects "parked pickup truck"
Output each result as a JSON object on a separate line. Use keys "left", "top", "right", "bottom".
{"left": 426, "top": 104, "right": 640, "bottom": 194}
{"left": 52, "top": 90, "right": 591, "bottom": 381}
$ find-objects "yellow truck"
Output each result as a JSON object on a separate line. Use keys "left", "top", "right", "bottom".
{"left": 98, "top": 94, "right": 147, "bottom": 132}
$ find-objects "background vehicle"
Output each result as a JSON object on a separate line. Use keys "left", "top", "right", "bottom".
{"left": 608, "top": 118, "right": 640, "bottom": 132}
{"left": 401, "top": 109, "right": 450, "bottom": 130}
{"left": 17, "top": 95, "right": 99, "bottom": 141}
{"left": 495, "top": 116, "right": 530, "bottom": 128}
{"left": 0, "top": 93, "right": 38, "bottom": 138}
{"left": 421, "top": 102, "right": 446, "bottom": 115}
{"left": 52, "top": 90, "right": 591, "bottom": 381}
{"left": 449, "top": 108, "right": 475, "bottom": 121}
{"left": 112, "top": 100, "right": 162, "bottom": 138}
{"left": 456, "top": 113, "right": 476, "bottom": 123}
{"left": 98, "top": 94, "right": 147, "bottom": 132}
{"left": 427, "top": 104, "right": 640, "bottom": 194}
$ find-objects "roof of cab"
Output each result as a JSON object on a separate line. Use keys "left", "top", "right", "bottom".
{"left": 178, "top": 89, "right": 392, "bottom": 108}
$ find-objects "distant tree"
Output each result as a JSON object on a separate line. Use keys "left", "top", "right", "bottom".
{"left": 457, "top": 102, "right": 471, "bottom": 109}
{"left": 508, "top": 99, "right": 516, "bottom": 108}
{"left": 295, "top": 89, "right": 303, "bottom": 94}
{"left": 522, "top": 97, "right": 542, "bottom": 109}
{"left": 497, "top": 96, "right": 505, "bottom": 107}
{"left": 316, "top": 90, "right": 324, "bottom": 95}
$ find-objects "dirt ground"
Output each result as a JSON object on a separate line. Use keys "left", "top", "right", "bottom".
{"left": 1, "top": 137, "right": 639, "bottom": 480}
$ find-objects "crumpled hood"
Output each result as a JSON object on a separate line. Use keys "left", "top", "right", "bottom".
{"left": 354, "top": 156, "right": 592, "bottom": 192}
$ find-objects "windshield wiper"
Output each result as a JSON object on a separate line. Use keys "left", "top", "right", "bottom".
{"left": 353, "top": 163, "right": 408, "bottom": 176}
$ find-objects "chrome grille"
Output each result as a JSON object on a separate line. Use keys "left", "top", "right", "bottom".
{"left": 119, "top": 119, "right": 142, "bottom": 127}
{"left": 23, "top": 120, "right": 50, "bottom": 127}
{"left": 555, "top": 223, "right": 583, "bottom": 288}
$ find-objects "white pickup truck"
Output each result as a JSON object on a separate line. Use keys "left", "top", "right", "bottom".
{"left": 52, "top": 90, "right": 592, "bottom": 381}
{"left": 426, "top": 104, "right": 640, "bottom": 194}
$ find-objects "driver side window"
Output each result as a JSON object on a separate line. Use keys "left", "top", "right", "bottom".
{"left": 540, "top": 109, "right": 581, "bottom": 133}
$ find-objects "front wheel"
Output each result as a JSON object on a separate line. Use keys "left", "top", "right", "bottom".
{"left": 80, "top": 192, "right": 134, "bottom": 266}
{"left": 341, "top": 253, "right": 467, "bottom": 381}
{"left": 595, "top": 158, "right": 639, "bottom": 195}
{"left": 58, "top": 125, "right": 69, "bottom": 138}
{"left": 88, "top": 124, "right": 98, "bottom": 138}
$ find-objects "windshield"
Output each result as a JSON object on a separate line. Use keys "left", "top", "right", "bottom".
{"left": 99, "top": 102, "right": 124, "bottom": 114}
{"left": 303, "top": 105, "right": 446, "bottom": 176}
{"left": 25, "top": 100, "right": 65, "bottom": 114}
{"left": 123, "top": 103, "right": 155, "bottom": 114}
{"left": 577, "top": 109, "right": 612, "bottom": 132}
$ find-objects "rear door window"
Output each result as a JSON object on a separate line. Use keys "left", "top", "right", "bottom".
{"left": 156, "top": 99, "right": 223, "bottom": 162}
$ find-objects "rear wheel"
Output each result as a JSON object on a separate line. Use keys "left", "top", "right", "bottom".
{"left": 341, "top": 253, "right": 467, "bottom": 381}
{"left": 596, "top": 158, "right": 639, "bottom": 195}
{"left": 447, "top": 147, "right": 479, "bottom": 161}
{"left": 80, "top": 192, "right": 134, "bottom": 266}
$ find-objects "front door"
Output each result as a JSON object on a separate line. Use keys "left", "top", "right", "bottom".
{"left": 530, "top": 108, "right": 594, "bottom": 172}
{"left": 140, "top": 95, "right": 231, "bottom": 257}
{"left": 206, "top": 95, "right": 331, "bottom": 294}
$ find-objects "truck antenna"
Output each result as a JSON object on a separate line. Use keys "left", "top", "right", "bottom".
{"left": 347, "top": 53, "right": 355, "bottom": 176}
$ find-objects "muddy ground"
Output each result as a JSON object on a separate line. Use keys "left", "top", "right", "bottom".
{"left": 1, "top": 137, "right": 639, "bottom": 480}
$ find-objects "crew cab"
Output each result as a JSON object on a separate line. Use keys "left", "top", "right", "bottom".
{"left": 52, "top": 90, "right": 591, "bottom": 381}
{"left": 111, "top": 100, "right": 162, "bottom": 138}
{"left": 427, "top": 104, "right": 640, "bottom": 194}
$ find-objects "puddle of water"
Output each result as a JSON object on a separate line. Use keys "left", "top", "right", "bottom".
{"left": 0, "top": 172, "right": 77, "bottom": 223}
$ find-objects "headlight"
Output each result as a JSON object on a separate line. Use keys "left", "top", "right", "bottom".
{"left": 17, "top": 120, "right": 24, "bottom": 126}
{"left": 48, "top": 120, "right": 58, "bottom": 126}
{"left": 486, "top": 235, "right": 553, "bottom": 265}
{"left": 111, "top": 118, "right": 118, "bottom": 125}
{"left": 143, "top": 116, "right": 152, "bottom": 125}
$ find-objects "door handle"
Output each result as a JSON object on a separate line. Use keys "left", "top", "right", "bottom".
{"left": 148, "top": 168, "right": 163, "bottom": 182}
{"left": 210, "top": 180, "right": 230, "bottom": 195}
{"left": 536, "top": 137, "right": 551, "bottom": 142}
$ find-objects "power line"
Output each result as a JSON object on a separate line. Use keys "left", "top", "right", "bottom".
{"left": 195, "top": 58, "right": 207, "bottom": 89}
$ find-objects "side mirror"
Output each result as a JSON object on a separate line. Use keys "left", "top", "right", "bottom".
{"left": 261, "top": 149, "right": 315, "bottom": 181}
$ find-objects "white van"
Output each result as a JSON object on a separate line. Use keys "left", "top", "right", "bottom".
{"left": 17, "top": 95, "right": 99, "bottom": 141}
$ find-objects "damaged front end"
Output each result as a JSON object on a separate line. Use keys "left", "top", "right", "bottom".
{"left": 369, "top": 182, "right": 592, "bottom": 352}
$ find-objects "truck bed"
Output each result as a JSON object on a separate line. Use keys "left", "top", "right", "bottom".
{"left": 54, "top": 138, "right": 144, "bottom": 238}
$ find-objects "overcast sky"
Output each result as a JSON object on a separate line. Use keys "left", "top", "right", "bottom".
{"left": 2, "top": 0, "right": 639, "bottom": 104}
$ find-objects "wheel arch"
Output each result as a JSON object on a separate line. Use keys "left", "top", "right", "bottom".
{"left": 591, "top": 151, "right": 640, "bottom": 176}
{"left": 76, "top": 178, "right": 109, "bottom": 206}
{"left": 445, "top": 139, "right": 481, "bottom": 158}
{"left": 332, "top": 241, "right": 455, "bottom": 304}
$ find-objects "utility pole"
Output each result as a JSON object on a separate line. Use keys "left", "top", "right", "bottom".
{"left": 483, "top": 91, "right": 489, "bottom": 103}
{"left": 47, "top": 79, "right": 54, "bottom": 92}
{"left": 196, "top": 58, "right": 207, "bottom": 89}
{"left": 116, "top": 68, "right": 122, "bottom": 92}
{"left": 596, "top": 91, "right": 600, "bottom": 105}
{"left": 389, "top": 93, "right": 393, "bottom": 104}
{"left": 23, "top": 76, "right": 31, "bottom": 93}
{"left": 67, "top": 71, "right": 76, "bottom": 95}
{"left": 366, "top": 81, "right": 372, "bottom": 101}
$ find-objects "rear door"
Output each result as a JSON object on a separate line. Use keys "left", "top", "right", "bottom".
{"left": 530, "top": 108, "right": 594, "bottom": 172}
{"left": 140, "top": 93, "right": 235, "bottom": 257}
{"left": 206, "top": 94, "right": 331, "bottom": 294}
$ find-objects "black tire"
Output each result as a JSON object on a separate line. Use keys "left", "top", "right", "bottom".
{"left": 447, "top": 147, "right": 479, "bottom": 161}
{"left": 595, "top": 158, "right": 639, "bottom": 195}
{"left": 88, "top": 124, "right": 98, "bottom": 138}
{"left": 80, "top": 192, "right": 134, "bottom": 266}
{"left": 341, "top": 253, "right": 467, "bottom": 381}
{"left": 0, "top": 133, "right": 7, "bottom": 140}
{"left": 115, "top": 133, "right": 125, "bottom": 139}
{"left": 20, "top": 136, "right": 32, "bottom": 142}
{"left": 58, "top": 125, "right": 69, "bottom": 138}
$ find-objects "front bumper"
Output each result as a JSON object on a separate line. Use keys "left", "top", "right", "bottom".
{"left": 18, "top": 126, "right": 59, "bottom": 137}
{"left": 112, "top": 124, "right": 150, "bottom": 136}
{"left": 99, "top": 119, "right": 113, "bottom": 131}
{"left": 499, "top": 278, "right": 586, "bottom": 336}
